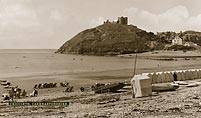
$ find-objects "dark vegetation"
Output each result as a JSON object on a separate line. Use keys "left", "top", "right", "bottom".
{"left": 166, "top": 45, "right": 196, "bottom": 51}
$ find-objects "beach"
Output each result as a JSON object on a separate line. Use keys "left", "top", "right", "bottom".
{"left": 1, "top": 49, "right": 201, "bottom": 117}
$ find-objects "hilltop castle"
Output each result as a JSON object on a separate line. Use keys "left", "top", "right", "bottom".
{"left": 104, "top": 16, "right": 128, "bottom": 25}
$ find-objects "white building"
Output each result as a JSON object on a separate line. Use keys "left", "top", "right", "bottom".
{"left": 172, "top": 36, "right": 183, "bottom": 45}
{"left": 184, "top": 42, "right": 198, "bottom": 47}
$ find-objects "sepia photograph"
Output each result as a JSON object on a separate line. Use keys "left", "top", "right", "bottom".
{"left": 1, "top": 0, "right": 201, "bottom": 117}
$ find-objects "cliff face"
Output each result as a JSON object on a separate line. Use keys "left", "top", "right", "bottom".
{"left": 56, "top": 23, "right": 163, "bottom": 55}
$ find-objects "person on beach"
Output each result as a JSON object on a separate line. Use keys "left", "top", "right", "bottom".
{"left": 21, "top": 89, "right": 27, "bottom": 97}
{"left": 173, "top": 72, "right": 178, "bottom": 83}
{"left": 34, "top": 89, "right": 38, "bottom": 97}
{"left": 9, "top": 88, "right": 14, "bottom": 100}
{"left": 30, "top": 89, "right": 38, "bottom": 97}
{"left": 80, "top": 87, "right": 85, "bottom": 92}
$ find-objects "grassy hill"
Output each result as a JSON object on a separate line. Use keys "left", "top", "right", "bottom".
{"left": 56, "top": 23, "right": 164, "bottom": 55}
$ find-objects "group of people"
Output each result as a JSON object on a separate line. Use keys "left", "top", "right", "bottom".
{"left": 60, "top": 82, "right": 69, "bottom": 87}
{"left": 2, "top": 86, "right": 27, "bottom": 100}
{"left": 34, "top": 83, "right": 57, "bottom": 89}
{"left": 34, "top": 82, "right": 72, "bottom": 89}
{"left": 34, "top": 81, "right": 74, "bottom": 93}
{"left": 2, "top": 88, "right": 38, "bottom": 101}
{"left": 64, "top": 86, "right": 73, "bottom": 92}
{"left": 33, "top": 82, "right": 71, "bottom": 89}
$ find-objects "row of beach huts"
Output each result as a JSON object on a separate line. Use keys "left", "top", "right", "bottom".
{"left": 131, "top": 69, "right": 201, "bottom": 98}
{"left": 145, "top": 69, "right": 201, "bottom": 84}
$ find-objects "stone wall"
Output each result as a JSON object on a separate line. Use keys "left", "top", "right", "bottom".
{"left": 138, "top": 69, "right": 201, "bottom": 84}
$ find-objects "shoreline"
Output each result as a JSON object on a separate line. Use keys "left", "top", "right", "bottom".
{"left": 1, "top": 50, "right": 201, "bottom": 117}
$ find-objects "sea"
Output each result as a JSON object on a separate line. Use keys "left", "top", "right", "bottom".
{"left": 0, "top": 49, "right": 136, "bottom": 80}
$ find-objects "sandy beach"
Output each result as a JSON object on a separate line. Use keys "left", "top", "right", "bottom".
{"left": 1, "top": 50, "right": 201, "bottom": 117}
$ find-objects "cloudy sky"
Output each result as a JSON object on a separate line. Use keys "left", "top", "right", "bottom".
{"left": 0, "top": 0, "right": 201, "bottom": 49}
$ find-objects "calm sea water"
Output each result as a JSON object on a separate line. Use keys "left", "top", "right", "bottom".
{"left": 0, "top": 49, "right": 136, "bottom": 79}
{"left": 0, "top": 49, "right": 56, "bottom": 54}
{"left": 1, "top": 49, "right": 200, "bottom": 80}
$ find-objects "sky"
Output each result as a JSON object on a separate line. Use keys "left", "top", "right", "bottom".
{"left": 0, "top": 0, "right": 201, "bottom": 49}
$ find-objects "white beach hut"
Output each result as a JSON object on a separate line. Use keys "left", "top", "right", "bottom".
{"left": 131, "top": 74, "right": 152, "bottom": 98}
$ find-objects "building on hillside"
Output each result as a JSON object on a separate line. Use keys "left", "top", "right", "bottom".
{"left": 103, "top": 17, "right": 128, "bottom": 25}
{"left": 184, "top": 42, "right": 198, "bottom": 47}
{"left": 172, "top": 36, "right": 183, "bottom": 45}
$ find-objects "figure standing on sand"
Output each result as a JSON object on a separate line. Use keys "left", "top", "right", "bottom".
{"left": 173, "top": 72, "right": 178, "bottom": 83}
{"left": 34, "top": 89, "right": 38, "bottom": 96}
{"left": 30, "top": 89, "right": 38, "bottom": 97}
{"left": 21, "top": 89, "right": 27, "bottom": 97}
{"left": 9, "top": 87, "right": 15, "bottom": 100}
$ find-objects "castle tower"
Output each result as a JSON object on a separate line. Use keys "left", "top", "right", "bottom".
{"left": 117, "top": 17, "right": 128, "bottom": 25}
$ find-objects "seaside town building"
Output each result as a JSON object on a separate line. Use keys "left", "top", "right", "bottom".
{"left": 171, "top": 35, "right": 198, "bottom": 47}
{"left": 184, "top": 42, "right": 198, "bottom": 47}
{"left": 172, "top": 36, "right": 183, "bottom": 45}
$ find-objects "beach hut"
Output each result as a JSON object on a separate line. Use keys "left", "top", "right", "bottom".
{"left": 131, "top": 75, "right": 152, "bottom": 98}
{"left": 151, "top": 73, "right": 158, "bottom": 84}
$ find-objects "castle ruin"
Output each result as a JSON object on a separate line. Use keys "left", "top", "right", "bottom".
{"left": 117, "top": 17, "right": 128, "bottom": 25}
{"left": 104, "top": 16, "right": 128, "bottom": 25}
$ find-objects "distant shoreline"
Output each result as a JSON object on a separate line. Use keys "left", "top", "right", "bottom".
{"left": 0, "top": 49, "right": 57, "bottom": 54}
